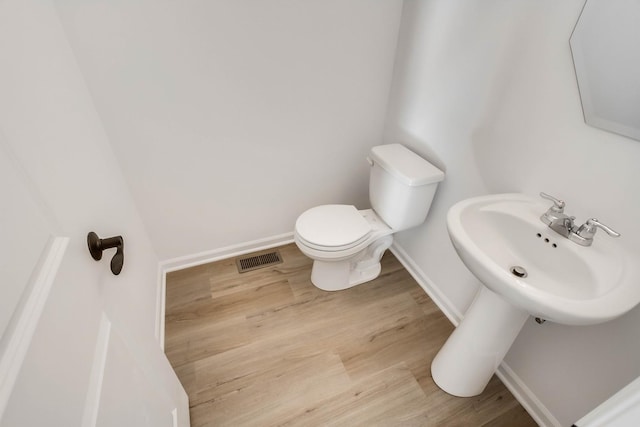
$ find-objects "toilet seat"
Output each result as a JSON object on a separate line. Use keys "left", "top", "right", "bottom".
{"left": 294, "top": 205, "right": 392, "bottom": 259}
{"left": 295, "top": 205, "right": 372, "bottom": 252}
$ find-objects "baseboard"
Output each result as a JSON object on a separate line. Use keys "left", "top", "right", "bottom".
{"left": 155, "top": 264, "right": 167, "bottom": 350}
{"left": 155, "top": 232, "right": 295, "bottom": 349}
{"left": 496, "top": 363, "right": 562, "bottom": 427}
{"left": 160, "top": 232, "right": 295, "bottom": 273}
{"left": 390, "top": 242, "right": 561, "bottom": 427}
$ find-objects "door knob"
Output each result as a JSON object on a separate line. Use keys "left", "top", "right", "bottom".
{"left": 87, "top": 232, "right": 124, "bottom": 275}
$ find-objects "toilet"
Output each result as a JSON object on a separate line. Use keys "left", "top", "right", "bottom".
{"left": 294, "top": 143, "right": 444, "bottom": 291}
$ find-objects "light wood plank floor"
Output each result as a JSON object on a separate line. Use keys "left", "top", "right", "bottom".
{"left": 165, "top": 243, "right": 538, "bottom": 426}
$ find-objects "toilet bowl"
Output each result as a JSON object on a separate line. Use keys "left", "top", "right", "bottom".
{"left": 295, "top": 206, "right": 393, "bottom": 291}
{"left": 294, "top": 143, "right": 444, "bottom": 291}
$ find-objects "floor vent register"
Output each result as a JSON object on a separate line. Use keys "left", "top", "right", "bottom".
{"left": 236, "top": 250, "right": 283, "bottom": 273}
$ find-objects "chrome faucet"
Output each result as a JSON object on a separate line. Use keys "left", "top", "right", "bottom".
{"left": 539, "top": 193, "right": 574, "bottom": 237}
{"left": 539, "top": 192, "right": 620, "bottom": 246}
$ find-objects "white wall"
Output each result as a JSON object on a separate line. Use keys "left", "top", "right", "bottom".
{"left": 53, "top": 0, "right": 403, "bottom": 261}
{"left": 385, "top": 1, "right": 640, "bottom": 425}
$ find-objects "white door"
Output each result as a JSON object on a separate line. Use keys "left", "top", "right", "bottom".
{"left": 0, "top": 0, "right": 189, "bottom": 426}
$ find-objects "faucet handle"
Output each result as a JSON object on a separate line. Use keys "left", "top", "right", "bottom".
{"left": 540, "top": 192, "right": 565, "bottom": 212}
{"left": 576, "top": 218, "right": 621, "bottom": 240}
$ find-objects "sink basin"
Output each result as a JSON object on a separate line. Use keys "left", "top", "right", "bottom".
{"left": 447, "top": 193, "right": 640, "bottom": 325}
{"left": 431, "top": 193, "right": 640, "bottom": 397}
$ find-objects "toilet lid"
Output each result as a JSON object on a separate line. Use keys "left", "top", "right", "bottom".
{"left": 295, "top": 205, "right": 372, "bottom": 249}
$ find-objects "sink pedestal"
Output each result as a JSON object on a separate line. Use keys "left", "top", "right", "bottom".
{"left": 431, "top": 286, "right": 528, "bottom": 397}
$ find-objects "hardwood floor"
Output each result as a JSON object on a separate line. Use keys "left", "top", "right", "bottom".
{"left": 165, "top": 243, "right": 538, "bottom": 426}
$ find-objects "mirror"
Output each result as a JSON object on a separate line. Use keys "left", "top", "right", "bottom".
{"left": 570, "top": 0, "right": 640, "bottom": 141}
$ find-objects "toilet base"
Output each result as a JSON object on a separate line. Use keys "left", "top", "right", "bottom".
{"left": 309, "top": 235, "right": 393, "bottom": 291}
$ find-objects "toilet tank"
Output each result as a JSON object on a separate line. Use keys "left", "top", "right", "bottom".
{"left": 368, "top": 144, "right": 444, "bottom": 231}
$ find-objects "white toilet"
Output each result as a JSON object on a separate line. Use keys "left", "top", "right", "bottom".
{"left": 294, "top": 143, "right": 444, "bottom": 291}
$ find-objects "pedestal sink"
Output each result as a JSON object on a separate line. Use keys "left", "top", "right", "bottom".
{"left": 431, "top": 193, "right": 640, "bottom": 397}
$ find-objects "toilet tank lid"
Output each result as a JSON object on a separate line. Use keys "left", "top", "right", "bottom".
{"left": 369, "top": 144, "right": 444, "bottom": 187}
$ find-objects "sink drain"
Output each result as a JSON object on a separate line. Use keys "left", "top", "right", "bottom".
{"left": 510, "top": 266, "right": 528, "bottom": 278}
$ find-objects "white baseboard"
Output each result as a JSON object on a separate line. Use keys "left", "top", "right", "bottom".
{"left": 155, "top": 264, "right": 167, "bottom": 350}
{"left": 389, "top": 242, "right": 561, "bottom": 427}
{"left": 496, "top": 363, "right": 562, "bottom": 427}
{"left": 155, "top": 232, "right": 295, "bottom": 349}
{"left": 159, "top": 232, "right": 295, "bottom": 273}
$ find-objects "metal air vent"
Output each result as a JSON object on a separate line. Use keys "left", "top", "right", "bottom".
{"left": 236, "top": 250, "right": 283, "bottom": 273}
